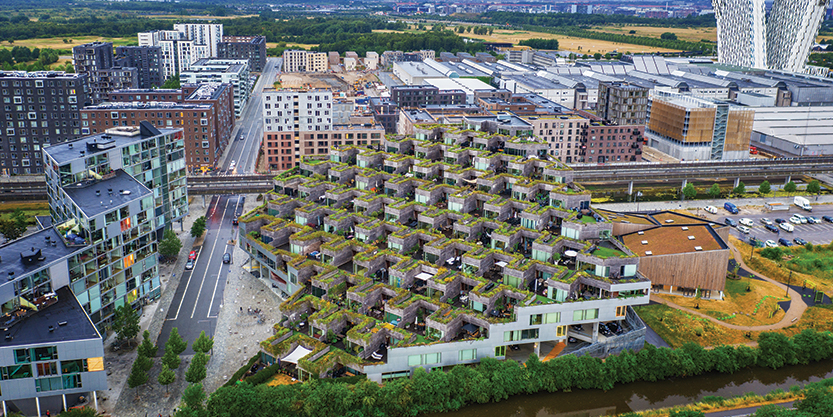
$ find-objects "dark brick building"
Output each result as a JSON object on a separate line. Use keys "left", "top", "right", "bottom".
{"left": 218, "top": 36, "right": 267, "bottom": 72}
{"left": 115, "top": 46, "right": 164, "bottom": 89}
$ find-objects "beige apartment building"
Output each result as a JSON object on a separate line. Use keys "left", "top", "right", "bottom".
{"left": 282, "top": 50, "right": 328, "bottom": 73}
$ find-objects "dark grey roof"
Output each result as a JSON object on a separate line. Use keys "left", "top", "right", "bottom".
{"left": 0, "top": 287, "right": 100, "bottom": 347}
{"left": 0, "top": 227, "right": 85, "bottom": 282}
{"left": 46, "top": 123, "right": 175, "bottom": 165}
{"left": 62, "top": 169, "right": 152, "bottom": 218}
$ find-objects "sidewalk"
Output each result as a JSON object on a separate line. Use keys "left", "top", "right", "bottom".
{"left": 595, "top": 194, "right": 832, "bottom": 213}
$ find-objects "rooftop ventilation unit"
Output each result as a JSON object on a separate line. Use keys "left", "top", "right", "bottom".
{"left": 645, "top": 251, "right": 653, "bottom": 256}
{"left": 641, "top": 240, "right": 648, "bottom": 245}
{"left": 681, "top": 227, "right": 689, "bottom": 231}
{"left": 688, "top": 236, "right": 696, "bottom": 240}
{"left": 694, "top": 246, "right": 702, "bottom": 251}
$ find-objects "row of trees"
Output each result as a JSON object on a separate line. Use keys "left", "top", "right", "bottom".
{"left": 313, "top": 30, "right": 487, "bottom": 57}
{"left": 0, "top": 46, "right": 60, "bottom": 65}
{"left": 0, "top": 209, "right": 28, "bottom": 241}
{"left": 176, "top": 330, "right": 833, "bottom": 417}
{"left": 519, "top": 38, "right": 560, "bottom": 50}
{"left": 465, "top": 11, "right": 717, "bottom": 28}
{"left": 129, "top": 328, "right": 214, "bottom": 396}
{"left": 681, "top": 180, "right": 822, "bottom": 200}
{"left": 524, "top": 25, "right": 714, "bottom": 54}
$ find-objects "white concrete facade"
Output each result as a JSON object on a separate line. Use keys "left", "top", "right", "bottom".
{"left": 712, "top": 0, "right": 767, "bottom": 68}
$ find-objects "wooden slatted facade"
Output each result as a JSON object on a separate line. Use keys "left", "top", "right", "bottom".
{"left": 637, "top": 249, "right": 730, "bottom": 293}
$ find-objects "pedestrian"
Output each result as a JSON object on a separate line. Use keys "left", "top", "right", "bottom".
{"left": 46, "top": 411, "right": 50, "bottom": 417}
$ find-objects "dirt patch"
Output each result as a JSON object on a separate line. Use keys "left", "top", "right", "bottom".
{"left": 280, "top": 73, "right": 350, "bottom": 90}
{"left": 591, "top": 25, "right": 717, "bottom": 43}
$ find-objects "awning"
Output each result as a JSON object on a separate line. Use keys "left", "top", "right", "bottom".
{"left": 462, "top": 178, "right": 477, "bottom": 184}
{"left": 495, "top": 261, "right": 508, "bottom": 268}
{"left": 281, "top": 345, "right": 313, "bottom": 365}
{"left": 415, "top": 272, "right": 433, "bottom": 281}
{"left": 564, "top": 250, "right": 578, "bottom": 257}
{"left": 462, "top": 323, "right": 478, "bottom": 333}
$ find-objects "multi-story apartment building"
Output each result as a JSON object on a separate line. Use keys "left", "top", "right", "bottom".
{"left": 107, "top": 84, "right": 235, "bottom": 168}
{"left": 0, "top": 229, "right": 108, "bottom": 415}
{"left": 114, "top": 46, "right": 164, "bottom": 89}
{"left": 72, "top": 42, "right": 138, "bottom": 104}
{"left": 597, "top": 81, "right": 650, "bottom": 126}
{"left": 0, "top": 71, "right": 90, "bottom": 175}
{"left": 43, "top": 124, "right": 187, "bottom": 329}
{"left": 263, "top": 89, "right": 334, "bottom": 134}
{"left": 646, "top": 91, "right": 754, "bottom": 161}
{"left": 581, "top": 120, "right": 645, "bottom": 163}
{"left": 369, "top": 97, "right": 398, "bottom": 134}
{"left": 526, "top": 114, "right": 589, "bottom": 163}
{"left": 241, "top": 124, "right": 651, "bottom": 383}
{"left": 264, "top": 123, "right": 384, "bottom": 171}
{"left": 180, "top": 59, "right": 250, "bottom": 117}
{"left": 390, "top": 85, "right": 466, "bottom": 108}
{"left": 217, "top": 35, "right": 266, "bottom": 72}
{"left": 282, "top": 50, "right": 328, "bottom": 73}
{"left": 173, "top": 23, "right": 223, "bottom": 57}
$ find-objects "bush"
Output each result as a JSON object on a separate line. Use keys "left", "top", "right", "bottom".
{"left": 243, "top": 363, "right": 281, "bottom": 385}
{"left": 760, "top": 247, "right": 783, "bottom": 261}
{"left": 224, "top": 354, "right": 260, "bottom": 387}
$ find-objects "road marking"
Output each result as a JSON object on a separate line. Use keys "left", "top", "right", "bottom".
{"left": 206, "top": 195, "right": 243, "bottom": 318}
{"left": 170, "top": 196, "right": 218, "bottom": 321}
{"left": 190, "top": 197, "right": 232, "bottom": 319}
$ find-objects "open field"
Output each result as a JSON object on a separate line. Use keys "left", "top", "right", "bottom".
{"left": 151, "top": 14, "right": 258, "bottom": 20}
{"left": 373, "top": 28, "right": 679, "bottom": 54}
{"left": 591, "top": 25, "right": 717, "bottom": 43}
{"left": 0, "top": 202, "right": 49, "bottom": 225}
{"left": 656, "top": 278, "right": 788, "bottom": 327}
{"left": 266, "top": 42, "right": 320, "bottom": 50}
{"left": 730, "top": 236, "right": 833, "bottom": 296}
{"left": 0, "top": 36, "right": 136, "bottom": 50}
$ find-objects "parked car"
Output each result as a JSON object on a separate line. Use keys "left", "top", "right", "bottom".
{"left": 793, "top": 214, "right": 808, "bottom": 224}
{"left": 778, "top": 238, "right": 794, "bottom": 247}
{"left": 704, "top": 205, "right": 718, "bottom": 214}
{"left": 765, "top": 224, "right": 779, "bottom": 233}
{"left": 223, "top": 253, "right": 232, "bottom": 264}
{"left": 823, "top": 215, "right": 833, "bottom": 223}
{"left": 724, "top": 218, "right": 738, "bottom": 227}
{"left": 188, "top": 250, "right": 197, "bottom": 260}
{"left": 232, "top": 217, "right": 239, "bottom": 226}
{"left": 760, "top": 218, "right": 773, "bottom": 226}
{"left": 765, "top": 240, "right": 778, "bottom": 248}
{"left": 807, "top": 216, "right": 820, "bottom": 224}
{"left": 739, "top": 218, "right": 754, "bottom": 227}
{"left": 737, "top": 225, "right": 751, "bottom": 234}
{"left": 185, "top": 259, "right": 194, "bottom": 270}
{"left": 607, "top": 321, "right": 623, "bottom": 334}
{"left": 794, "top": 238, "right": 808, "bottom": 246}
{"left": 789, "top": 215, "right": 802, "bottom": 225}
{"left": 724, "top": 202, "right": 739, "bottom": 214}
{"left": 775, "top": 218, "right": 787, "bottom": 224}
{"left": 779, "top": 222, "right": 794, "bottom": 232}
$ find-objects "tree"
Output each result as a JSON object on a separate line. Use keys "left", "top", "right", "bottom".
{"left": 138, "top": 330, "right": 158, "bottom": 358}
{"left": 158, "top": 363, "right": 176, "bottom": 395}
{"left": 682, "top": 183, "right": 697, "bottom": 200}
{"left": 162, "top": 347, "right": 181, "bottom": 370}
{"left": 0, "top": 219, "right": 24, "bottom": 241}
{"left": 168, "top": 327, "right": 188, "bottom": 355}
{"left": 732, "top": 181, "right": 746, "bottom": 196}
{"left": 112, "top": 305, "right": 140, "bottom": 346}
{"left": 191, "top": 216, "right": 206, "bottom": 238}
{"left": 708, "top": 183, "right": 721, "bottom": 199}
{"left": 758, "top": 180, "right": 771, "bottom": 195}
{"left": 10, "top": 208, "right": 27, "bottom": 232}
{"left": 661, "top": 32, "right": 678, "bottom": 40}
{"left": 807, "top": 180, "right": 821, "bottom": 194}
{"left": 668, "top": 411, "right": 704, "bottom": 417}
{"left": 760, "top": 247, "right": 783, "bottom": 261}
{"left": 192, "top": 330, "right": 214, "bottom": 354}
{"left": 185, "top": 352, "right": 208, "bottom": 383}
{"left": 159, "top": 229, "right": 182, "bottom": 260}
{"left": 127, "top": 355, "right": 149, "bottom": 395}
{"left": 795, "top": 386, "right": 833, "bottom": 416}
{"left": 757, "top": 332, "right": 796, "bottom": 369}
{"left": 177, "top": 383, "right": 208, "bottom": 417}
{"left": 784, "top": 181, "right": 797, "bottom": 193}
{"left": 162, "top": 75, "right": 180, "bottom": 89}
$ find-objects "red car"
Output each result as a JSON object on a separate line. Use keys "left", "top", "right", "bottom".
{"left": 188, "top": 250, "right": 197, "bottom": 261}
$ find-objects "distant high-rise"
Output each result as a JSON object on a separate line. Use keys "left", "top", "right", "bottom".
{"left": 767, "top": 0, "right": 831, "bottom": 72}
{"left": 712, "top": 0, "right": 830, "bottom": 71}
{"left": 712, "top": 0, "right": 767, "bottom": 68}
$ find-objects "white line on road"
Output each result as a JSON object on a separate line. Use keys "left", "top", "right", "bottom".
{"left": 170, "top": 197, "right": 218, "bottom": 321}
{"left": 206, "top": 196, "right": 243, "bottom": 318}
{"left": 190, "top": 197, "right": 232, "bottom": 319}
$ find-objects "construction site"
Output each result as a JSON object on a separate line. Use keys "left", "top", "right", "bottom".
{"left": 279, "top": 72, "right": 379, "bottom": 95}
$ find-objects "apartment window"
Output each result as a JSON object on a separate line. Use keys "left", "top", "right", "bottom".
{"left": 495, "top": 346, "right": 506, "bottom": 357}
{"left": 616, "top": 306, "right": 627, "bottom": 317}
{"left": 504, "top": 329, "right": 539, "bottom": 341}
{"left": 36, "top": 362, "right": 58, "bottom": 377}
{"left": 407, "top": 353, "right": 441, "bottom": 366}
{"left": 573, "top": 308, "right": 599, "bottom": 321}
{"left": 458, "top": 349, "right": 476, "bottom": 361}
{"left": 2, "top": 364, "right": 32, "bottom": 380}
{"left": 556, "top": 325, "right": 567, "bottom": 337}
{"left": 530, "top": 314, "right": 543, "bottom": 325}
{"left": 35, "top": 376, "right": 62, "bottom": 392}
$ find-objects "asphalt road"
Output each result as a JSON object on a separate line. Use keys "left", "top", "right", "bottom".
{"left": 718, "top": 203, "right": 833, "bottom": 246}
{"left": 222, "top": 56, "right": 280, "bottom": 175}
{"left": 159, "top": 195, "right": 244, "bottom": 354}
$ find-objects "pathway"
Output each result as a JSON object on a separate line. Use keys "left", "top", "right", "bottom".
{"left": 541, "top": 342, "right": 566, "bottom": 362}
{"left": 650, "top": 243, "right": 807, "bottom": 332}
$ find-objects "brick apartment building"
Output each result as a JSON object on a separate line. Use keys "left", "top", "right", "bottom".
{"left": 218, "top": 35, "right": 267, "bottom": 72}
{"left": 83, "top": 83, "right": 234, "bottom": 171}
{"left": 526, "top": 115, "right": 643, "bottom": 163}
{"left": 264, "top": 123, "right": 384, "bottom": 171}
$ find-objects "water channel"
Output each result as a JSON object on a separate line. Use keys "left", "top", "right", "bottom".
{"left": 426, "top": 360, "right": 833, "bottom": 417}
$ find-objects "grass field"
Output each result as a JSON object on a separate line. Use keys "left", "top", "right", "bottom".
{"left": 372, "top": 28, "right": 679, "bottom": 54}
{"left": 591, "top": 25, "right": 717, "bottom": 43}
{"left": 0, "top": 202, "right": 49, "bottom": 225}
{"left": 634, "top": 303, "right": 833, "bottom": 348}
{"left": 730, "top": 236, "right": 833, "bottom": 296}
{"left": 0, "top": 36, "right": 136, "bottom": 50}
{"left": 656, "top": 278, "right": 788, "bottom": 327}
{"left": 266, "top": 42, "right": 320, "bottom": 50}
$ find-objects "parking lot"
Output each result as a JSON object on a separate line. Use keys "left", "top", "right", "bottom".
{"left": 710, "top": 204, "right": 833, "bottom": 246}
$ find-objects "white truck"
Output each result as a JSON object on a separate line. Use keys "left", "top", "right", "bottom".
{"left": 794, "top": 196, "right": 812, "bottom": 212}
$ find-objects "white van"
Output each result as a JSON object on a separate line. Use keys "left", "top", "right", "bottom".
{"left": 704, "top": 205, "right": 718, "bottom": 214}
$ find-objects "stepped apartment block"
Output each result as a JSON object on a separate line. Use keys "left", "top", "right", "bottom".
{"left": 241, "top": 123, "right": 653, "bottom": 383}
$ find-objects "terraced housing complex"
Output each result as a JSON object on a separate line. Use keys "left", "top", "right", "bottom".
{"left": 240, "top": 123, "right": 652, "bottom": 383}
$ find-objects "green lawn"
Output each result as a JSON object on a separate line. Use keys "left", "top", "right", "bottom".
{"left": 579, "top": 215, "right": 597, "bottom": 224}
{"left": 592, "top": 246, "right": 625, "bottom": 258}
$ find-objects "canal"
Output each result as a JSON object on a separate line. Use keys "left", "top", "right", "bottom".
{"left": 426, "top": 360, "right": 833, "bottom": 417}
